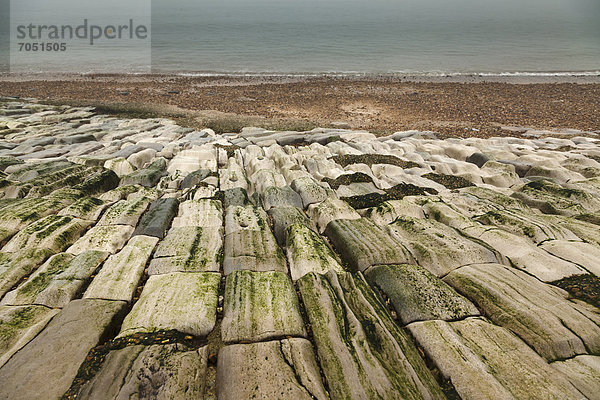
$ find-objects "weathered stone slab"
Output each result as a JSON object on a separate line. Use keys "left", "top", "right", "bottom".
{"left": 222, "top": 270, "right": 306, "bottom": 343}
{"left": 552, "top": 355, "right": 600, "bottom": 400}
{"left": 118, "top": 272, "right": 220, "bottom": 338}
{"left": 98, "top": 184, "right": 140, "bottom": 202}
{"left": 480, "top": 160, "right": 521, "bottom": 188}
{"left": 0, "top": 197, "right": 74, "bottom": 238}
{"left": 512, "top": 180, "right": 600, "bottom": 216}
{"left": 224, "top": 204, "right": 269, "bottom": 235}
{"left": 307, "top": 198, "right": 361, "bottom": 233}
{"left": 473, "top": 209, "right": 581, "bottom": 244}
{"left": 132, "top": 197, "right": 179, "bottom": 239}
{"left": 444, "top": 263, "right": 600, "bottom": 361}
{"left": 103, "top": 157, "right": 135, "bottom": 177}
{"left": 464, "top": 226, "right": 585, "bottom": 282}
{"left": 387, "top": 216, "right": 499, "bottom": 276}
{"left": 260, "top": 185, "right": 303, "bottom": 211}
{"left": 408, "top": 317, "right": 583, "bottom": 400}
{"left": 67, "top": 224, "right": 134, "bottom": 255}
{"left": 324, "top": 218, "right": 413, "bottom": 272}
{"left": 221, "top": 187, "right": 248, "bottom": 208}
{"left": 248, "top": 169, "right": 286, "bottom": 194}
{"left": 0, "top": 298, "right": 127, "bottom": 400}
{"left": 2, "top": 215, "right": 91, "bottom": 253}
{"left": 540, "top": 240, "right": 600, "bottom": 277}
{"left": 127, "top": 148, "right": 156, "bottom": 170}
{"left": 180, "top": 168, "right": 211, "bottom": 189}
{"left": 268, "top": 206, "right": 312, "bottom": 246}
{"left": 298, "top": 271, "right": 444, "bottom": 400}
{"left": 291, "top": 177, "right": 330, "bottom": 208}
{"left": 97, "top": 196, "right": 151, "bottom": 227}
{"left": 0, "top": 252, "right": 74, "bottom": 305}
{"left": 286, "top": 223, "right": 344, "bottom": 281}
{"left": 58, "top": 197, "right": 109, "bottom": 221}
{"left": 0, "top": 305, "right": 59, "bottom": 368}
{"left": 0, "top": 248, "right": 54, "bottom": 297}
{"left": 72, "top": 168, "right": 120, "bottom": 196}
{"left": 31, "top": 251, "right": 109, "bottom": 308}
{"left": 217, "top": 338, "right": 329, "bottom": 400}
{"left": 148, "top": 226, "right": 222, "bottom": 275}
{"left": 539, "top": 214, "right": 600, "bottom": 247}
{"left": 223, "top": 229, "right": 287, "bottom": 275}
{"left": 84, "top": 235, "right": 158, "bottom": 302}
{"left": 76, "top": 344, "right": 208, "bottom": 400}
{"left": 364, "top": 199, "right": 425, "bottom": 225}
{"left": 365, "top": 264, "right": 479, "bottom": 325}
{"left": 120, "top": 158, "right": 167, "bottom": 187}
{"left": 171, "top": 199, "right": 223, "bottom": 228}
{"left": 219, "top": 159, "right": 248, "bottom": 191}
{"left": 191, "top": 183, "right": 217, "bottom": 199}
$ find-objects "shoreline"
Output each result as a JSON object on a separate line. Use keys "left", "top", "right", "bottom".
{"left": 2, "top": 71, "right": 600, "bottom": 84}
{"left": 1, "top": 73, "right": 599, "bottom": 138}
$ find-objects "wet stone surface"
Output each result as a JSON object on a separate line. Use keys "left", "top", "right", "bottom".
{"left": 0, "top": 101, "right": 599, "bottom": 399}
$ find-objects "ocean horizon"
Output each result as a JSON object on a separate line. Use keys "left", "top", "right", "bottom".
{"left": 4, "top": 0, "right": 600, "bottom": 75}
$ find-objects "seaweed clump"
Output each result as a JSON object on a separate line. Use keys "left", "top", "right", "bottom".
{"left": 332, "top": 154, "right": 420, "bottom": 169}
{"left": 342, "top": 183, "right": 437, "bottom": 209}
{"left": 323, "top": 172, "right": 374, "bottom": 189}
{"left": 423, "top": 173, "right": 474, "bottom": 190}
{"left": 552, "top": 274, "right": 600, "bottom": 309}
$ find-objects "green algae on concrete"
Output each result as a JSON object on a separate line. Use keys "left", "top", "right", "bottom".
{"left": 0, "top": 248, "right": 54, "bottom": 298}
{"left": 298, "top": 270, "right": 445, "bottom": 400}
{"left": 84, "top": 235, "right": 159, "bottom": 302}
{"left": 444, "top": 263, "right": 600, "bottom": 362}
{"left": 66, "top": 224, "right": 134, "bottom": 255}
{"left": 365, "top": 264, "right": 479, "bottom": 325}
{"left": 364, "top": 199, "right": 426, "bottom": 226}
{"left": 268, "top": 206, "right": 312, "bottom": 246}
{"left": 149, "top": 226, "right": 222, "bottom": 275}
{"left": 98, "top": 196, "right": 151, "bottom": 227}
{"left": 551, "top": 355, "right": 600, "bottom": 400}
{"left": 172, "top": 199, "right": 223, "bottom": 228}
{"left": 33, "top": 251, "right": 109, "bottom": 308}
{"left": 408, "top": 317, "right": 585, "bottom": 400}
{"left": 223, "top": 228, "right": 287, "bottom": 275}
{"left": 217, "top": 338, "right": 329, "bottom": 400}
{"left": 0, "top": 305, "right": 59, "bottom": 368}
{"left": 0, "top": 298, "right": 127, "bottom": 400}
{"left": 75, "top": 344, "right": 208, "bottom": 400}
{"left": 286, "top": 223, "right": 344, "bottom": 281}
{"left": 290, "top": 176, "right": 331, "bottom": 208}
{"left": 221, "top": 270, "right": 306, "bottom": 343}
{"left": 2, "top": 215, "right": 91, "bottom": 253}
{"left": 512, "top": 179, "right": 600, "bottom": 216}
{"left": 0, "top": 252, "right": 74, "bottom": 306}
{"left": 387, "top": 216, "right": 499, "bottom": 276}
{"left": 120, "top": 158, "right": 168, "bottom": 187}
{"left": 118, "top": 272, "right": 220, "bottom": 338}
{"left": 324, "top": 218, "right": 413, "bottom": 272}
{"left": 473, "top": 209, "right": 580, "bottom": 243}
{"left": 307, "top": 198, "right": 361, "bottom": 233}
{"left": 58, "top": 197, "right": 108, "bottom": 221}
